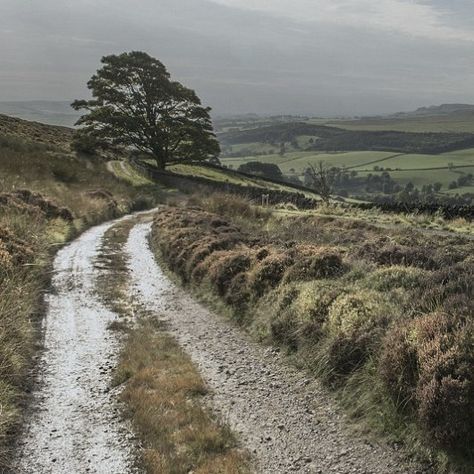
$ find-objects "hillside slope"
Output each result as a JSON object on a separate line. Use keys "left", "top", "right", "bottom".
{"left": 0, "top": 114, "right": 163, "bottom": 468}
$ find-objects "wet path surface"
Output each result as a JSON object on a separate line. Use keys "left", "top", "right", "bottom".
{"left": 15, "top": 219, "right": 137, "bottom": 474}
{"left": 126, "top": 222, "right": 424, "bottom": 474}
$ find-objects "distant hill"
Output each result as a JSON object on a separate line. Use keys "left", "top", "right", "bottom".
{"left": 0, "top": 101, "right": 80, "bottom": 127}
{"left": 389, "top": 104, "right": 474, "bottom": 119}
{"left": 219, "top": 121, "right": 474, "bottom": 154}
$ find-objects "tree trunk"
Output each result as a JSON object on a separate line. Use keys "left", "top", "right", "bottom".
{"left": 154, "top": 155, "right": 166, "bottom": 170}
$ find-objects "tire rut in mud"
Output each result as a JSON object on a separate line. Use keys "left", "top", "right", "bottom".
{"left": 14, "top": 218, "right": 138, "bottom": 474}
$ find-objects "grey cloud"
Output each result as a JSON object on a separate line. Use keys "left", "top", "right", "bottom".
{"left": 1, "top": 0, "right": 474, "bottom": 115}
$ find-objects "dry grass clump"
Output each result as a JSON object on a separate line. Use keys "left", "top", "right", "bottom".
{"left": 380, "top": 312, "right": 474, "bottom": 451}
{"left": 117, "top": 321, "right": 249, "bottom": 474}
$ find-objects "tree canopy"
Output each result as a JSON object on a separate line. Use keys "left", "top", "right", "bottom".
{"left": 72, "top": 51, "right": 220, "bottom": 169}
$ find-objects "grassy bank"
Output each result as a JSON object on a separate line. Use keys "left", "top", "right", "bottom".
{"left": 0, "top": 115, "right": 165, "bottom": 468}
{"left": 97, "top": 219, "right": 250, "bottom": 473}
{"left": 149, "top": 193, "right": 473, "bottom": 473}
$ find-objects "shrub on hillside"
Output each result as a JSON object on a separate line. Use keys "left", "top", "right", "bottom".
{"left": 293, "top": 280, "right": 345, "bottom": 341}
{"left": 0, "top": 190, "right": 73, "bottom": 221}
{"left": 283, "top": 245, "right": 345, "bottom": 283}
{"left": 323, "top": 290, "right": 395, "bottom": 381}
{"left": 207, "top": 249, "right": 254, "bottom": 296}
{"left": 375, "top": 244, "right": 437, "bottom": 270}
{"left": 201, "top": 192, "right": 270, "bottom": 221}
{"left": 0, "top": 227, "right": 34, "bottom": 268}
{"left": 224, "top": 272, "right": 252, "bottom": 312}
{"left": 415, "top": 262, "right": 474, "bottom": 313}
{"left": 248, "top": 251, "right": 294, "bottom": 297}
{"left": 365, "top": 265, "right": 427, "bottom": 291}
{"left": 380, "top": 312, "right": 474, "bottom": 449}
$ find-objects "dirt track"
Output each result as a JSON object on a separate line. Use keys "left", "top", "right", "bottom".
{"left": 14, "top": 214, "right": 425, "bottom": 473}
{"left": 14, "top": 219, "right": 138, "bottom": 474}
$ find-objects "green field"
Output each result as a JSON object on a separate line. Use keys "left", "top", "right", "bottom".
{"left": 222, "top": 148, "right": 474, "bottom": 192}
{"left": 327, "top": 115, "right": 474, "bottom": 133}
{"left": 222, "top": 151, "right": 395, "bottom": 172}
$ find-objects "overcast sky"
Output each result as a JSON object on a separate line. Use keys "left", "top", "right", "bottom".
{"left": 1, "top": 0, "right": 474, "bottom": 116}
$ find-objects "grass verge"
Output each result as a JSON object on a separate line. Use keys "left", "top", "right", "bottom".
{"left": 96, "top": 219, "right": 251, "bottom": 474}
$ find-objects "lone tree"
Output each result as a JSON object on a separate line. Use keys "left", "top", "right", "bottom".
{"left": 72, "top": 51, "right": 220, "bottom": 169}
{"left": 305, "top": 161, "right": 333, "bottom": 204}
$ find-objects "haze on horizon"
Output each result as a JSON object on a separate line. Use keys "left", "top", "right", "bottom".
{"left": 2, "top": 0, "right": 474, "bottom": 117}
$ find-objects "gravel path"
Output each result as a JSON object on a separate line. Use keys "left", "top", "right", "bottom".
{"left": 14, "top": 219, "right": 137, "bottom": 474}
{"left": 126, "top": 221, "right": 424, "bottom": 474}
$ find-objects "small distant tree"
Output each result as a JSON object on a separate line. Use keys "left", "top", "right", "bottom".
{"left": 405, "top": 181, "right": 415, "bottom": 192}
{"left": 72, "top": 51, "right": 220, "bottom": 169}
{"left": 306, "top": 161, "right": 333, "bottom": 204}
{"left": 433, "top": 182, "right": 442, "bottom": 192}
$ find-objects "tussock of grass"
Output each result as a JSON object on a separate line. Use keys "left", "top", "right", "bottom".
{"left": 150, "top": 193, "right": 474, "bottom": 472}
{"left": 0, "top": 209, "right": 54, "bottom": 467}
{"left": 117, "top": 320, "right": 249, "bottom": 474}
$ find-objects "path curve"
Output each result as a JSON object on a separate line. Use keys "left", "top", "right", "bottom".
{"left": 126, "top": 222, "right": 425, "bottom": 474}
{"left": 15, "top": 219, "right": 137, "bottom": 474}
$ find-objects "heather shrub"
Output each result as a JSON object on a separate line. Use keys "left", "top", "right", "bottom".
{"left": 0, "top": 241, "right": 13, "bottom": 274}
{"left": 248, "top": 250, "right": 294, "bottom": 297}
{"left": 380, "top": 312, "right": 474, "bottom": 450}
{"left": 415, "top": 263, "right": 473, "bottom": 313}
{"left": 283, "top": 245, "right": 345, "bottom": 283}
{"left": 275, "top": 284, "right": 300, "bottom": 313}
{"left": 293, "top": 280, "right": 345, "bottom": 341}
{"left": 326, "top": 290, "right": 392, "bottom": 339}
{"left": 322, "top": 290, "right": 395, "bottom": 381}
{"left": 359, "top": 240, "right": 437, "bottom": 270}
{"left": 207, "top": 249, "right": 253, "bottom": 296}
{"left": 200, "top": 192, "right": 270, "bottom": 221}
{"left": 270, "top": 307, "right": 299, "bottom": 350}
{"left": 224, "top": 272, "right": 252, "bottom": 311}
{"left": 365, "top": 265, "right": 427, "bottom": 291}
{"left": 375, "top": 244, "right": 437, "bottom": 270}
{"left": 184, "top": 234, "right": 240, "bottom": 279}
